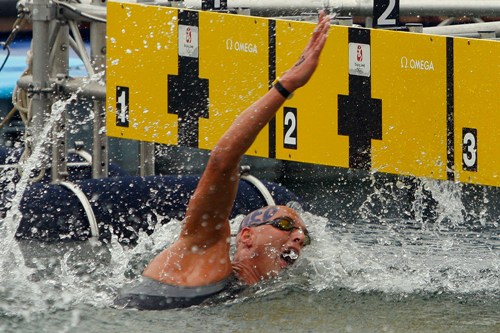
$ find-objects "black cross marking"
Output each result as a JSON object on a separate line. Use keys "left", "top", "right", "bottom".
{"left": 338, "top": 28, "right": 382, "bottom": 170}
{"left": 168, "top": 10, "right": 209, "bottom": 148}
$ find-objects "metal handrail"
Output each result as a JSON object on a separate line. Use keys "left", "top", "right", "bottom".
{"left": 182, "top": 0, "right": 500, "bottom": 16}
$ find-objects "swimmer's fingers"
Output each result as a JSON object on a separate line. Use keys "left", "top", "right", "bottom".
{"left": 281, "top": 12, "right": 330, "bottom": 90}
{"left": 297, "top": 12, "right": 330, "bottom": 69}
{"left": 307, "top": 12, "right": 330, "bottom": 60}
{"left": 302, "top": 11, "right": 328, "bottom": 56}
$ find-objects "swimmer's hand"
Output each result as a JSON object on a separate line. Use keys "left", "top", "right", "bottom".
{"left": 279, "top": 11, "right": 330, "bottom": 93}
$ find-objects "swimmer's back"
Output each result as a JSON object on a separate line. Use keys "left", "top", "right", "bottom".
{"left": 114, "top": 275, "right": 238, "bottom": 310}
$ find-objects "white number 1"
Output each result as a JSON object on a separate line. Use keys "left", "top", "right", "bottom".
{"left": 117, "top": 90, "right": 128, "bottom": 124}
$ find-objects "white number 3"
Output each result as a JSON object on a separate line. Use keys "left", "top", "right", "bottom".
{"left": 462, "top": 130, "right": 477, "bottom": 170}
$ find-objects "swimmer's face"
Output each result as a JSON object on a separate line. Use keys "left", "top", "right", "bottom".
{"left": 237, "top": 206, "right": 309, "bottom": 279}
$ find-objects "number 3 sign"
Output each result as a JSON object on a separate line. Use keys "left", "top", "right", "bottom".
{"left": 462, "top": 128, "right": 478, "bottom": 172}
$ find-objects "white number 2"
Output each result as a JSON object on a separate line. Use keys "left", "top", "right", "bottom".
{"left": 377, "top": 0, "right": 397, "bottom": 25}
{"left": 284, "top": 108, "right": 297, "bottom": 149}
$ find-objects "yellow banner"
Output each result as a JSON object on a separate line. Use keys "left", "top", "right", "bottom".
{"left": 106, "top": 2, "right": 500, "bottom": 187}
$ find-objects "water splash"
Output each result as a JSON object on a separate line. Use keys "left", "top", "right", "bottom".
{"left": 0, "top": 207, "right": 498, "bottom": 327}
{"left": 0, "top": 89, "right": 101, "bottom": 319}
{"left": 0, "top": 94, "right": 81, "bottom": 318}
{"left": 294, "top": 211, "right": 499, "bottom": 297}
{"left": 417, "top": 179, "right": 466, "bottom": 231}
{"left": 1, "top": 164, "right": 498, "bottom": 323}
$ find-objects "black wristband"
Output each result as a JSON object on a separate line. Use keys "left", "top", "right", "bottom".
{"left": 273, "top": 80, "right": 293, "bottom": 99}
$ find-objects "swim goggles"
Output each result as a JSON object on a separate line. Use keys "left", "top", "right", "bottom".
{"left": 257, "top": 217, "right": 311, "bottom": 246}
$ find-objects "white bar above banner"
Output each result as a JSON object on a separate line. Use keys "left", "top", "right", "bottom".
{"left": 181, "top": 0, "right": 500, "bottom": 17}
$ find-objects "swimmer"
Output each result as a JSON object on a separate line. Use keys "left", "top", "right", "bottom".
{"left": 115, "top": 11, "right": 330, "bottom": 310}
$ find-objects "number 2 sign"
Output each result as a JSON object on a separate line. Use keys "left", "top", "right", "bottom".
{"left": 283, "top": 107, "right": 297, "bottom": 149}
{"left": 374, "top": 0, "right": 400, "bottom": 27}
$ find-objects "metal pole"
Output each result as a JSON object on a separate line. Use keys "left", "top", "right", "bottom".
{"left": 365, "top": 16, "right": 374, "bottom": 28}
{"left": 335, "top": 16, "right": 354, "bottom": 26}
{"left": 139, "top": 142, "right": 155, "bottom": 177}
{"left": 130, "top": 1, "right": 155, "bottom": 176}
{"left": 29, "top": 0, "right": 53, "bottom": 175}
{"left": 479, "top": 30, "right": 496, "bottom": 39}
{"left": 90, "top": 0, "right": 108, "bottom": 179}
{"left": 50, "top": 19, "right": 70, "bottom": 182}
{"left": 424, "top": 21, "right": 500, "bottom": 37}
{"left": 406, "top": 23, "right": 423, "bottom": 33}
{"left": 17, "top": 75, "right": 107, "bottom": 101}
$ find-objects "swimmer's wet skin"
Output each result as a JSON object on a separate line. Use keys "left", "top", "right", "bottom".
{"left": 115, "top": 12, "right": 330, "bottom": 310}
{"left": 114, "top": 206, "right": 310, "bottom": 310}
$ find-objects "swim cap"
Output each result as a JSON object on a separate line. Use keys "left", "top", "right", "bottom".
{"left": 238, "top": 205, "right": 295, "bottom": 233}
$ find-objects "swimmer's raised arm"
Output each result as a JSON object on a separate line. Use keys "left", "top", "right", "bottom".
{"left": 143, "top": 12, "right": 330, "bottom": 286}
{"left": 182, "top": 12, "right": 330, "bottom": 246}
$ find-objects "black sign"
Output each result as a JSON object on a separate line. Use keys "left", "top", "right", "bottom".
{"left": 374, "top": 0, "right": 400, "bottom": 27}
{"left": 201, "top": 0, "right": 227, "bottom": 10}
{"left": 167, "top": 10, "right": 210, "bottom": 148}
{"left": 462, "top": 128, "right": 478, "bottom": 172}
{"left": 116, "top": 86, "right": 129, "bottom": 127}
{"left": 338, "top": 28, "right": 382, "bottom": 171}
{"left": 283, "top": 107, "right": 298, "bottom": 149}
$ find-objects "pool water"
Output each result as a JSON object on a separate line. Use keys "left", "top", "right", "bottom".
{"left": 1, "top": 211, "right": 498, "bottom": 333}
{"left": 1, "top": 28, "right": 498, "bottom": 333}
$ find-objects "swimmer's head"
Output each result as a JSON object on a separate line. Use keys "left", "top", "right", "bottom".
{"left": 237, "top": 205, "right": 310, "bottom": 246}
{"left": 233, "top": 205, "right": 310, "bottom": 283}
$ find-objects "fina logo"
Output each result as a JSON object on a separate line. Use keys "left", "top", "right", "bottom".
{"left": 185, "top": 27, "right": 192, "bottom": 44}
{"left": 357, "top": 45, "right": 363, "bottom": 62}
{"left": 178, "top": 25, "right": 199, "bottom": 58}
{"left": 349, "top": 43, "right": 371, "bottom": 77}
{"left": 401, "top": 56, "right": 435, "bottom": 71}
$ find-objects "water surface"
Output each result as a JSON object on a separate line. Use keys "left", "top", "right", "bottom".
{"left": 1, "top": 212, "right": 498, "bottom": 333}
